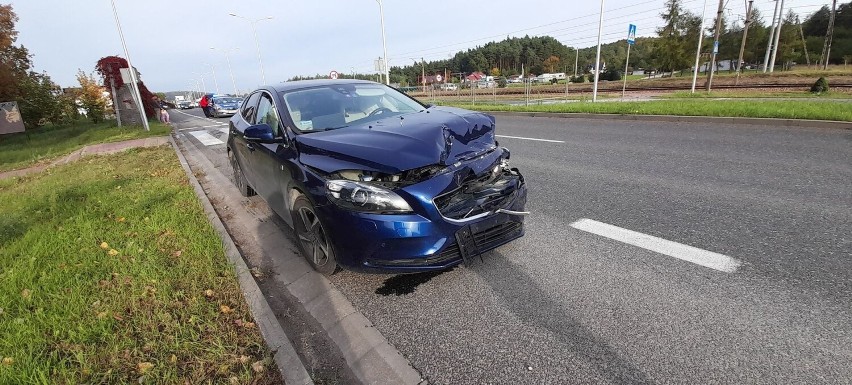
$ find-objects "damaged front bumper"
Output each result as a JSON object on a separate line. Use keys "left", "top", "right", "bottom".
{"left": 315, "top": 147, "right": 528, "bottom": 273}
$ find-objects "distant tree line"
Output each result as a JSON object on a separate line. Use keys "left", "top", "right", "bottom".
{"left": 380, "top": 0, "right": 850, "bottom": 84}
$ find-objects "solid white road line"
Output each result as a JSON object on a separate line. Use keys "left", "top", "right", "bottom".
{"left": 496, "top": 134, "right": 564, "bottom": 143}
{"left": 188, "top": 130, "right": 225, "bottom": 146}
{"left": 569, "top": 218, "right": 742, "bottom": 273}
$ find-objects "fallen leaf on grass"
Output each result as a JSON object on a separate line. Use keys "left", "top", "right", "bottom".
{"left": 244, "top": 322, "right": 256, "bottom": 329}
{"left": 219, "top": 305, "right": 233, "bottom": 314}
{"left": 251, "top": 361, "right": 265, "bottom": 373}
{"left": 96, "top": 311, "right": 108, "bottom": 319}
{"left": 108, "top": 249, "right": 119, "bottom": 256}
{"left": 21, "top": 289, "right": 31, "bottom": 300}
{"left": 169, "top": 354, "right": 177, "bottom": 364}
{"left": 171, "top": 250, "right": 182, "bottom": 257}
{"left": 100, "top": 242, "right": 110, "bottom": 250}
{"left": 113, "top": 313, "right": 124, "bottom": 321}
{"left": 137, "top": 362, "right": 154, "bottom": 373}
{"left": 2, "top": 357, "right": 13, "bottom": 366}
{"left": 203, "top": 289, "right": 215, "bottom": 298}
{"left": 116, "top": 217, "right": 126, "bottom": 223}
{"left": 237, "top": 355, "right": 251, "bottom": 364}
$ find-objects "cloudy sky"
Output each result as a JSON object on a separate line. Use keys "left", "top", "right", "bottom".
{"left": 12, "top": 0, "right": 828, "bottom": 93}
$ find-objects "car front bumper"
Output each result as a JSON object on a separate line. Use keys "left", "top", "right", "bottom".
{"left": 315, "top": 150, "right": 528, "bottom": 273}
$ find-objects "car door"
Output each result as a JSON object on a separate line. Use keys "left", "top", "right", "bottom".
{"left": 252, "top": 91, "right": 296, "bottom": 223}
{"left": 230, "top": 91, "right": 262, "bottom": 188}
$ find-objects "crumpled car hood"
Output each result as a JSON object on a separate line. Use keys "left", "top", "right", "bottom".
{"left": 296, "top": 106, "right": 496, "bottom": 174}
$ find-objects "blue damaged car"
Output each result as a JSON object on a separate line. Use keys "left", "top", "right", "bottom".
{"left": 227, "top": 79, "right": 527, "bottom": 274}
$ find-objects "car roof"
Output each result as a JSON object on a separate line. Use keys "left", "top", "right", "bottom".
{"left": 267, "top": 79, "right": 379, "bottom": 93}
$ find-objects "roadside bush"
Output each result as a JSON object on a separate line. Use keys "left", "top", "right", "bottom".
{"left": 588, "top": 73, "right": 596, "bottom": 82}
{"left": 604, "top": 69, "right": 622, "bottom": 81}
{"left": 497, "top": 77, "right": 507, "bottom": 88}
{"left": 810, "top": 77, "right": 829, "bottom": 93}
{"left": 570, "top": 75, "right": 585, "bottom": 83}
{"left": 550, "top": 78, "right": 558, "bottom": 85}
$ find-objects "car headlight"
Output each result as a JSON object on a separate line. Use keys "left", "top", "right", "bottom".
{"left": 326, "top": 180, "right": 412, "bottom": 214}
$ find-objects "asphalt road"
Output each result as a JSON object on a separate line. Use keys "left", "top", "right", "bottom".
{"left": 170, "top": 107, "right": 852, "bottom": 384}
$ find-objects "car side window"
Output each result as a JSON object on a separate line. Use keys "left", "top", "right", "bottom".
{"left": 256, "top": 93, "right": 281, "bottom": 137}
{"left": 241, "top": 92, "right": 262, "bottom": 124}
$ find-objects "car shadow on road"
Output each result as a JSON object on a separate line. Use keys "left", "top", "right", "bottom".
{"left": 472, "top": 250, "right": 654, "bottom": 385}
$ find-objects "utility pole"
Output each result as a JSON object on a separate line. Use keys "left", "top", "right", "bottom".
{"left": 797, "top": 17, "right": 811, "bottom": 66}
{"left": 705, "top": 0, "right": 724, "bottom": 91}
{"left": 574, "top": 48, "right": 579, "bottom": 78}
{"left": 820, "top": 0, "right": 837, "bottom": 70}
{"left": 768, "top": 0, "right": 785, "bottom": 73}
{"left": 762, "top": 0, "right": 781, "bottom": 72}
{"left": 735, "top": 0, "right": 754, "bottom": 85}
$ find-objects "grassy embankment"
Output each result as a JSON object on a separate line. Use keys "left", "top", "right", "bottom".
{"left": 0, "top": 146, "right": 278, "bottom": 383}
{"left": 438, "top": 99, "right": 852, "bottom": 122}
{"left": 0, "top": 120, "right": 170, "bottom": 172}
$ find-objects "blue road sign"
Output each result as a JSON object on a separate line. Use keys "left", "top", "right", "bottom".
{"left": 627, "top": 24, "right": 637, "bottom": 45}
{"left": 713, "top": 40, "right": 719, "bottom": 54}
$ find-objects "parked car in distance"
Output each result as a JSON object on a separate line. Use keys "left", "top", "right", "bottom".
{"left": 439, "top": 83, "right": 459, "bottom": 91}
{"left": 178, "top": 101, "right": 192, "bottom": 109}
{"left": 211, "top": 96, "right": 242, "bottom": 117}
{"left": 228, "top": 79, "right": 528, "bottom": 275}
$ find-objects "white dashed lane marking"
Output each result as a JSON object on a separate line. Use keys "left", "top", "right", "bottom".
{"left": 569, "top": 218, "right": 743, "bottom": 273}
{"left": 496, "top": 134, "right": 564, "bottom": 143}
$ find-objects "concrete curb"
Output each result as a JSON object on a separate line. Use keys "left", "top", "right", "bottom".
{"left": 486, "top": 111, "right": 852, "bottom": 130}
{"left": 168, "top": 135, "right": 314, "bottom": 385}
{"left": 172, "top": 132, "right": 424, "bottom": 385}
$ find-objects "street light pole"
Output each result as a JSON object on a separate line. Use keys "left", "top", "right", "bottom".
{"left": 193, "top": 71, "right": 207, "bottom": 93}
{"left": 376, "top": 0, "right": 391, "bottom": 85}
{"left": 109, "top": 0, "right": 149, "bottom": 131}
{"left": 592, "top": 0, "right": 605, "bottom": 102}
{"left": 229, "top": 13, "right": 273, "bottom": 85}
{"left": 211, "top": 47, "right": 239, "bottom": 95}
{"left": 208, "top": 63, "right": 220, "bottom": 94}
{"left": 691, "top": 0, "right": 708, "bottom": 93}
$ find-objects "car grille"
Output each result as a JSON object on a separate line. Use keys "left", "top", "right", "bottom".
{"left": 472, "top": 221, "right": 523, "bottom": 250}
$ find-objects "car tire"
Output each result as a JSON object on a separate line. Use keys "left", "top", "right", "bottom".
{"left": 292, "top": 195, "right": 340, "bottom": 275}
{"left": 229, "top": 152, "right": 255, "bottom": 197}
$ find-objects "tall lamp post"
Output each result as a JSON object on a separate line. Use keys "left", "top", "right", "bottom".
{"left": 109, "top": 0, "right": 149, "bottom": 131}
{"left": 592, "top": 0, "right": 605, "bottom": 102}
{"left": 211, "top": 47, "right": 240, "bottom": 95}
{"left": 229, "top": 13, "right": 273, "bottom": 85}
{"left": 192, "top": 71, "right": 207, "bottom": 93}
{"left": 375, "top": 0, "right": 391, "bottom": 85}
{"left": 207, "top": 63, "right": 220, "bottom": 94}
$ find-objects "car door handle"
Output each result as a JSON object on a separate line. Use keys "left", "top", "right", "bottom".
{"left": 246, "top": 143, "right": 255, "bottom": 152}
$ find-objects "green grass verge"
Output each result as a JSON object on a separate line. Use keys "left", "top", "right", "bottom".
{"left": 0, "top": 146, "right": 277, "bottom": 384}
{"left": 662, "top": 90, "right": 852, "bottom": 99}
{"left": 0, "top": 120, "right": 171, "bottom": 173}
{"left": 438, "top": 99, "right": 852, "bottom": 122}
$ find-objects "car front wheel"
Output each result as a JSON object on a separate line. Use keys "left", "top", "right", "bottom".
{"left": 292, "top": 195, "right": 339, "bottom": 275}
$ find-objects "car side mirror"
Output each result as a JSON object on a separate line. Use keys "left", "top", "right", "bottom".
{"left": 244, "top": 124, "right": 283, "bottom": 143}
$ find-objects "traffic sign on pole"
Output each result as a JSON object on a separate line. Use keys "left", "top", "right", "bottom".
{"left": 627, "top": 24, "right": 637, "bottom": 45}
{"left": 329, "top": 70, "right": 339, "bottom": 79}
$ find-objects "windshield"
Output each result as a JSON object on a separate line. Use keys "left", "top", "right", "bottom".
{"left": 281, "top": 83, "right": 424, "bottom": 132}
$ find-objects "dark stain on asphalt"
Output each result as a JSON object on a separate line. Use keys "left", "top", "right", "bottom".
{"left": 375, "top": 267, "right": 455, "bottom": 296}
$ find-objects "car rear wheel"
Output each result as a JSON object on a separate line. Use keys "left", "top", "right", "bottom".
{"left": 229, "top": 151, "right": 255, "bottom": 197}
{"left": 292, "top": 195, "right": 339, "bottom": 275}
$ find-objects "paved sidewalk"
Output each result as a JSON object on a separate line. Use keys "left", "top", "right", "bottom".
{"left": 0, "top": 136, "right": 169, "bottom": 180}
